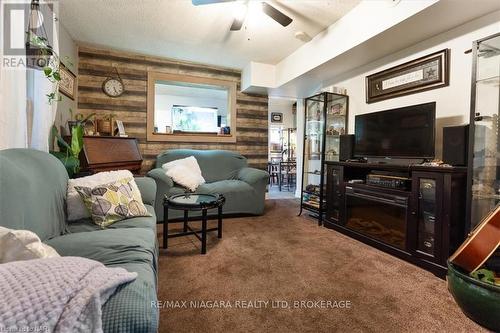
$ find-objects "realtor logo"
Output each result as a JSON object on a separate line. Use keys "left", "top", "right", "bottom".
{"left": 1, "top": 0, "right": 57, "bottom": 69}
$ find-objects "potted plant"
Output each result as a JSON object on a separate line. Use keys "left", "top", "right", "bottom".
{"left": 50, "top": 112, "right": 95, "bottom": 178}
{"left": 67, "top": 109, "right": 96, "bottom": 135}
{"left": 447, "top": 262, "right": 500, "bottom": 331}
{"left": 97, "top": 113, "right": 116, "bottom": 136}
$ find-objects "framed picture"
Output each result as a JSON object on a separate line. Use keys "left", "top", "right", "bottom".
{"left": 271, "top": 112, "right": 283, "bottom": 123}
{"left": 114, "top": 120, "right": 128, "bottom": 137}
{"left": 58, "top": 64, "right": 76, "bottom": 100}
{"left": 328, "top": 103, "right": 343, "bottom": 115}
{"left": 366, "top": 49, "right": 449, "bottom": 103}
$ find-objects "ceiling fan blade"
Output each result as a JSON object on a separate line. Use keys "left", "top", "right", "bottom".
{"left": 192, "top": 0, "right": 235, "bottom": 5}
{"left": 262, "top": 2, "right": 292, "bottom": 27}
{"left": 230, "top": 18, "right": 244, "bottom": 31}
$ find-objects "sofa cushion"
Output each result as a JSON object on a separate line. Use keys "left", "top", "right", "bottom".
{"left": 156, "top": 149, "right": 247, "bottom": 183}
{"left": 197, "top": 179, "right": 254, "bottom": 194}
{"left": 66, "top": 205, "right": 157, "bottom": 233}
{"left": 101, "top": 262, "right": 158, "bottom": 333}
{"left": 45, "top": 228, "right": 157, "bottom": 275}
{"left": 0, "top": 149, "right": 67, "bottom": 241}
{"left": 45, "top": 228, "right": 158, "bottom": 332}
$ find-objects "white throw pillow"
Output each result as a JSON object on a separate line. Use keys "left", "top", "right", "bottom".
{"left": 0, "top": 227, "right": 60, "bottom": 264}
{"left": 67, "top": 170, "right": 141, "bottom": 221}
{"left": 162, "top": 156, "right": 205, "bottom": 192}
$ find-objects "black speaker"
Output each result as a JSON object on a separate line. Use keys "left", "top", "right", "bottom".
{"left": 339, "top": 135, "right": 355, "bottom": 161}
{"left": 443, "top": 125, "right": 469, "bottom": 166}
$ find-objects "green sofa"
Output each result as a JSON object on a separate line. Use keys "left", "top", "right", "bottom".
{"left": 147, "top": 149, "right": 269, "bottom": 221}
{"left": 0, "top": 149, "right": 158, "bottom": 332}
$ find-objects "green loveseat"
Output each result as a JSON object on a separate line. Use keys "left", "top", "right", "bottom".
{"left": 0, "top": 149, "right": 158, "bottom": 332}
{"left": 147, "top": 149, "right": 269, "bottom": 221}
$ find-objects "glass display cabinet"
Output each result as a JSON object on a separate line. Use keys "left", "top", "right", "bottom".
{"left": 467, "top": 33, "right": 500, "bottom": 231}
{"left": 299, "top": 92, "right": 348, "bottom": 225}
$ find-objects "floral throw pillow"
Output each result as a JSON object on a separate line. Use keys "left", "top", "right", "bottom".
{"left": 75, "top": 177, "right": 151, "bottom": 227}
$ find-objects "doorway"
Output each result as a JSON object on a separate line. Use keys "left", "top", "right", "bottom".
{"left": 267, "top": 98, "right": 298, "bottom": 199}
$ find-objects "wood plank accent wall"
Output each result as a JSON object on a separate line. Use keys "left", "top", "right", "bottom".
{"left": 77, "top": 45, "right": 268, "bottom": 174}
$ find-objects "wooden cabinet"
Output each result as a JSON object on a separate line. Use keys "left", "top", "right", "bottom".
{"left": 324, "top": 162, "right": 467, "bottom": 277}
{"left": 410, "top": 173, "right": 444, "bottom": 262}
{"left": 325, "top": 165, "right": 344, "bottom": 223}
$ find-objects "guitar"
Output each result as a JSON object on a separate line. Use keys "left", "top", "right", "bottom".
{"left": 449, "top": 204, "right": 500, "bottom": 273}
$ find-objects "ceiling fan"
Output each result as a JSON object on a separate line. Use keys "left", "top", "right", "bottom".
{"left": 192, "top": 0, "right": 293, "bottom": 31}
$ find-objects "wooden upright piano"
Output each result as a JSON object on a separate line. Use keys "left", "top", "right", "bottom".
{"left": 77, "top": 136, "right": 143, "bottom": 174}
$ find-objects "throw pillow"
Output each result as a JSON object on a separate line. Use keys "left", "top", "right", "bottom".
{"left": 0, "top": 227, "right": 60, "bottom": 264}
{"left": 75, "top": 177, "right": 151, "bottom": 228}
{"left": 162, "top": 156, "right": 205, "bottom": 192}
{"left": 67, "top": 170, "right": 140, "bottom": 221}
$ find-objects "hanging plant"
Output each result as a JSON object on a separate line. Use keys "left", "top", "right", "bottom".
{"left": 26, "top": 31, "right": 62, "bottom": 104}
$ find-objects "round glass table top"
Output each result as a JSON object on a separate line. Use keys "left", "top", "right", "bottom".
{"left": 164, "top": 193, "right": 224, "bottom": 209}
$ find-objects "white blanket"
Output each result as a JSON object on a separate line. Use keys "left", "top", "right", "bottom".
{"left": 0, "top": 256, "right": 137, "bottom": 333}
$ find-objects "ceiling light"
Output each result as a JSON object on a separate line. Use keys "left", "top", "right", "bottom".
{"left": 245, "top": 1, "right": 264, "bottom": 25}
{"left": 232, "top": 2, "right": 247, "bottom": 21}
{"left": 295, "top": 31, "right": 311, "bottom": 42}
{"left": 383, "top": 0, "right": 401, "bottom": 8}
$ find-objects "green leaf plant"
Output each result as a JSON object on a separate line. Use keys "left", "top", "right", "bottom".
{"left": 50, "top": 113, "right": 95, "bottom": 177}
{"left": 26, "top": 31, "right": 62, "bottom": 104}
{"left": 470, "top": 269, "right": 500, "bottom": 286}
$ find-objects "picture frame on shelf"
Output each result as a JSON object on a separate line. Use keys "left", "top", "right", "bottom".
{"left": 115, "top": 120, "right": 128, "bottom": 137}
{"left": 366, "top": 49, "right": 449, "bottom": 103}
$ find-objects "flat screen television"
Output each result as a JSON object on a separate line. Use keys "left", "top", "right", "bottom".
{"left": 354, "top": 102, "right": 436, "bottom": 159}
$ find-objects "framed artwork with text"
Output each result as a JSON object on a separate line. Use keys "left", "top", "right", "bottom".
{"left": 366, "top": 49, "right": 449, "bottom": 103}
{"left": 58, "top": 64, "right": 76, "bottom": 100}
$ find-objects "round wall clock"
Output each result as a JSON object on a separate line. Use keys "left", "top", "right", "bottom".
{"left": 102, "top": 77, "right": 124, "bottom": 97}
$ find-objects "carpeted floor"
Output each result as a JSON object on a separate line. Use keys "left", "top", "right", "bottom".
{"left": 157, "top": 199, "right": 484, "bottom": 333}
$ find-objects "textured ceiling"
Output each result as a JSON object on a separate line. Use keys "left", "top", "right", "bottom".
{"left": 59, "top": 0, "right": 360, "bottom": 69}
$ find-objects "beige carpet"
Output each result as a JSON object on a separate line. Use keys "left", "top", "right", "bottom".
{"left": 157, "top": 199, "right": 484, "bottom": 333}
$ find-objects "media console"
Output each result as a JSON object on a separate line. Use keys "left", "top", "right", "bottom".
{"left": 325, "top": 161, "right": 467, "bottom": 277}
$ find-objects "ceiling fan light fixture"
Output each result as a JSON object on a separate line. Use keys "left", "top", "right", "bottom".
{"left": 383, "top": 0, "right": 402, "bottom": 8}
{"left": 232, "top": 1, "right": 247, "bottom": 21}
{"left": 295, "top": 31, "right": 311, "bottom": 42}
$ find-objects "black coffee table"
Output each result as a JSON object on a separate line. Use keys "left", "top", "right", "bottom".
{"left": 163, "top": 193, "right": 225, "bottom": 254}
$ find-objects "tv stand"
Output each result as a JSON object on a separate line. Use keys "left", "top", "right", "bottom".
{"left": 365, "top": 157, "right": 425, "bottom": 165}
{"left": 324, "top": 161, "right": 467, "bottom": 278}
{"left": 346, "top": 157, "right": 367, "bottom": 163}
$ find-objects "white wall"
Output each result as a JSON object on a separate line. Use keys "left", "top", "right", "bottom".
{"left": 55, "top": 23, "right": 78, "bottom": 135}
{"left": 295, "top": 99, "right": 305, "bottom": 198}
{"left": 268, "top": 97, "right": 296, "bottom": 129}
{"left": 321, "top": 11, "right": 500, "bottom": 159}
